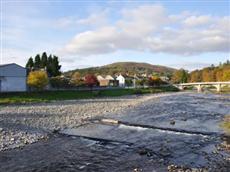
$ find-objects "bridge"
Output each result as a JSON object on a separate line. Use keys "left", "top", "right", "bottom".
{"left": 175, "top": 81, "right": 230, "bottom": 92}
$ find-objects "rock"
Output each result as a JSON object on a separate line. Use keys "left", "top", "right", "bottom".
{"left": 170, "top": 120, "right": 175, "bottom": 125}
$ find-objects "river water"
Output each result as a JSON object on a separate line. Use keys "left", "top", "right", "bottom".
{"left": 0, "top": 93, "right": 230, "bottom": 172}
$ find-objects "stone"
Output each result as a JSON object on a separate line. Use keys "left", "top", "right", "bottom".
{"left": 170, "top": 120, "right": 175, "bottom": 125}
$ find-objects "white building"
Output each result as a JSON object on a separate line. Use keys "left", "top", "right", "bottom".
{"left": 116, "top": 74, "right": 125, "bottom": 87}
{"left": 0, "top": 63, "right": 27, "bottom": 92}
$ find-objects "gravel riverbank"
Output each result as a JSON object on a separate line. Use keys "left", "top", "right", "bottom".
{"left": 0, "top": 93, "right": 179, "bottom": 151}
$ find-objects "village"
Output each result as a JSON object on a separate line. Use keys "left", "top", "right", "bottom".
{"left": 0, "top": 63, "right": 169, "bottom": 92}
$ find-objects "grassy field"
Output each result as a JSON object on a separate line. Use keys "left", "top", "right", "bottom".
{"left": 0, "top": 86, "right": 178, "bottom": 105}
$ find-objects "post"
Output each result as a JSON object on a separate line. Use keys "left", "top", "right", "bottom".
{"left": 197, "top": 84, "right": 202, "bottom": 92}
{"left": 216, "top": 84, "right": 221, "bottom": 92}
{"left": 178, "top": 85, "right": 184, "bottom": 90}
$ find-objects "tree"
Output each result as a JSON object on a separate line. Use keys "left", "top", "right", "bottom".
{"left": 189, "top": 70, "right": 202, "bottom": 82}
{"left": 41, "top": 52, "right": 48, "bottom": 68}
{"left": 222, "top": 68, "right": 230, "bottom": 81}
{"left": 148, "top": 76, "right": 163, "bottom": 87}
{"left": 171, "top": 69, "right": 189, "bottom": 84}
{"left": 34, "top": 54, "right": 41, "bottom": 69}
{"left": 50, "top": 76, "right": 71, "bottom": 88}
{"left": 46, "top": 55, "right": 53, "bottom": 77}
{"left": 84, "top": 74, "right": 98, "bottom": 90}
{"left": 125, "top": 79, "right": 133, "bottom": 87}
{"left": 27, "top": 70, "right": 49, "bottom": 90}
{"left": 71, "top": 72, "right": 83, "bottom": 86}
{"left": 25, "top": 53, "right": 62, "bottom": 77}
{"left": 51, "top": 55, "right": 61, "bottom": 76}
{"left": 216, "top": 69, "right": 223, "bottom": 81}
{"left": 26, "top": 57, "right": 34, "bottom": 69}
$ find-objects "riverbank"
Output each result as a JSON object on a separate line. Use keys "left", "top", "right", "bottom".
{"left": 0, "top": 92, "right": 179, "bottom": 151}
{"left": 0, "top": 86, "right": 178, "bottom": 104}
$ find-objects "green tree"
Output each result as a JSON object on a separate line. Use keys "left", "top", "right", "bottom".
{"left": 51, "top": 55, "right": 61, "bottom": 76}
{"left": 46, "top": 55, "right": 53, "bottom": 77}
{"left": 41, "top": 52, "right": 48, "bottom": 68}
{"left": 125, "top": 79, "right": 133, "bottom": 87}
{"left": 27, "top": 70, "right": 49, "bottom": 90}
{"left": 26, "top": 57, "right": 34, "bottom": 69}
{"left": 34, "top": 54, "right": 41, "bottom": 69}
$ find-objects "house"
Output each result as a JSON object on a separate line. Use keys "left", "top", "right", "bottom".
{"left": 97, "top": 75, "right": 116, "bottom": 87}
{"left": 116, "top": 74, "right": 125, "bottom": 87}
{"left": 160, "top": 76, "right": 169, "bottom": 82}
{"left": 105, "top": 75, "right": 116, "bottom": 86}
{"left": 0, "top": 63, "right": 27, "bottom": 92}
{"left": 97, "top": 75, "right": 108, "bottom": 87}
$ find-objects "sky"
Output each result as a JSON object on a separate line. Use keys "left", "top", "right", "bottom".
{"left": 1, "top": 0, "right": 230, "bottom": 71}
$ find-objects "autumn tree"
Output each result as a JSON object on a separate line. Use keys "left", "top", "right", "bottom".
{"left": 84, "top": 74, "right": 98, "bottom": 90}
{"left": 171, "top": 69, "right": 189, "bottom": 84}
{"left": 189, "top": 70, "right": 202, "bottom": 82}
{"left": 27, "top": 70, "right": 49, "bottom": 90}
{"left": 148, "top": 76, "right": 163, "bottom": 87}
{"left": 71, "top": 72, "right": 83, "bottom": 86}
{"left": 222, "top": 68, "right": 230, "bottom": 81}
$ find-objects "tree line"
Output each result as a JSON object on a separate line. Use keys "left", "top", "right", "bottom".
{"left": 26, "top": 52, "right": 61, "bottom": 77}
{"left": 171, "top": 60, "right": 230, "bottom": 83}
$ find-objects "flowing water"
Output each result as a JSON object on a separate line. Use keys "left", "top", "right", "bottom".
{"left": 0, "top": 93, "right": 230, "bottom": 172}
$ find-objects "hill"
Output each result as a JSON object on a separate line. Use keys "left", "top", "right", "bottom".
{"left": 65, "top": 62, "right": 176, "bottom": 77}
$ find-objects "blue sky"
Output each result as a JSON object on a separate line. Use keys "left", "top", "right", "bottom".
{"left": 1, "top": 0, "right": 230, "bottom": 71}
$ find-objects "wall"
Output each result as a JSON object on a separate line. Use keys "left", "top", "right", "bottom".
{"left": 0, "top": 76, "right": 27, "bottom": 92}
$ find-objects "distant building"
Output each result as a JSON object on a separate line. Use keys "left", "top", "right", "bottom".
{"left": 97, "top": 75, "right": 115, "bottom": 87}
{"left": 116, "top": 74, "right": 125, "bottom": 87}
{"left": 97, "top": 75, "right": 108, "bottom": 87}
{"left": 160, "top": 76, "right": 169, "bottom": 82}
{"left": 0, "top": 63, "right": 27, "bottom": 92}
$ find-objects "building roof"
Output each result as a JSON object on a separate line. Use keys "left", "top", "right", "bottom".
{"left": 0, "top": 63, "right": 27, "bottom": 77}
{"left": 97, "top": 75, "right": 105, "bottom": 80}
{"left": 0, "top": 63, "right": 25, "bottom": 69}
{"left": 105, "top": 75, "right": 114, "bottom": 80}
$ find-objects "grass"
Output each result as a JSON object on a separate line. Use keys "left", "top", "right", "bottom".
{"left": 0, "top": 86, "right": 179, "bottom": 105}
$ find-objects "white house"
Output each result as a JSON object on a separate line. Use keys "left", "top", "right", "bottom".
{"left": 0, "top": 63, "right": 27, "bottom": 92}
{"left": 116, "top": 74, "right": 125, "bottom": 87}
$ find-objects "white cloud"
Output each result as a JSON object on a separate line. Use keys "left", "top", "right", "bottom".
{"left": 183, "top": 15, "right": 212, "bottom": 27}
{"left": 55, "top": 10, "right": 108, "bottom": 29}
{"left": 62, "top": 4, "right": 230, "bottom": 57}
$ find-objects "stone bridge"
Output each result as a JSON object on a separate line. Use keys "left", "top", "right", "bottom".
{"left": 175, "top": 81, "right": 230, "bottom": 92}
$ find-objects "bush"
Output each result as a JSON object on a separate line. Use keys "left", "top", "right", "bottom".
{"left": 134, "top": 89, "right": 143, "bottom": 95}
{"left": 50, "top": 76, "right": 71, "bottom": 88}
{"left": 27, "top": 70, "right": 49, "bottom": 90}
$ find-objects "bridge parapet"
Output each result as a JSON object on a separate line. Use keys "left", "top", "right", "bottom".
{"left": 176, "top": 81, "right": 230, "bottom": 92}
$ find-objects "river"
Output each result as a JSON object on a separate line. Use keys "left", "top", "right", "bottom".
{"left": 0, "top": 93, "right": 230, "bottom": 172}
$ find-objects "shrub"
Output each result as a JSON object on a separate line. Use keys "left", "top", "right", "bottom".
{"left": 50, "top": 76, "right": 71, "bottom": 88}
{"left": 27, "top": 70, "right": 49, "bottom": 90}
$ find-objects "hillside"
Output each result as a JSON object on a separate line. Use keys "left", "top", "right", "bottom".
{"left": 65, "top": 62, "right": 176, "bottom": 77}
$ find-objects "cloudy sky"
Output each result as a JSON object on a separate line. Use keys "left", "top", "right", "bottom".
{"left": 1, "top": 0, "right": 230, "bottom": 71}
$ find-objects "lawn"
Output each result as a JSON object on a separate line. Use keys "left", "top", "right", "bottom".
{"left": 0, "top": 86, "right": 179, "bottom": 104}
